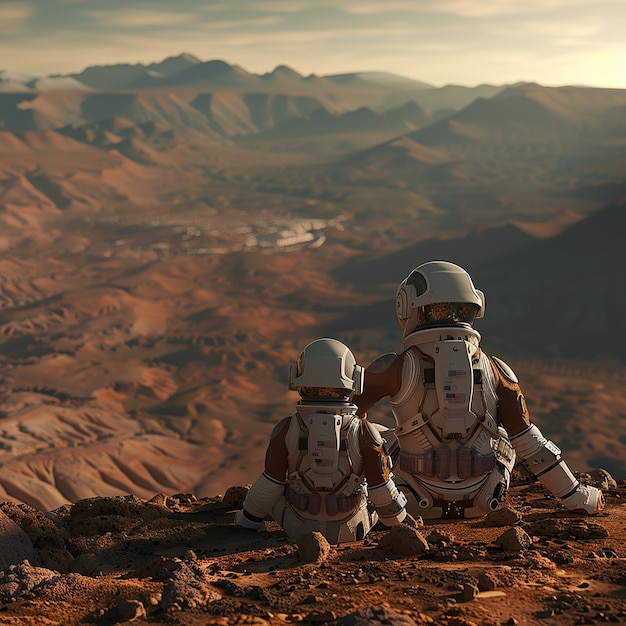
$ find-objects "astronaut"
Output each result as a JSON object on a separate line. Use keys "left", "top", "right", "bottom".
{"left": 235, "top": 338, "right": 414, "bottom": 544}
{"left": 354, "top": 260, "right": 604, "bottom": 519}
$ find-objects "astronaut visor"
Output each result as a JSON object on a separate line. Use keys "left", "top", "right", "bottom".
{"left": 298, "top": 386, "right": 350, "bottom": 399}
{"left": 417, "top": 302, "right": 480, "bottom": 327}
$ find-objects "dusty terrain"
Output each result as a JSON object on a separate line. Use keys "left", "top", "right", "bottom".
{"left": 0, "top": 55, "right": 625, "bottom": 547}
{"left": 0, "top": 471, "right": 624, "bottom": 625}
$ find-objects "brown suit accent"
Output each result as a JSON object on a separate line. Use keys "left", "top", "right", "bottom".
{"left": 263, "top": 417, "right": 290, "bottom": 482}
{"left": 487, "top": 356, "right": 532, "bottom": 436}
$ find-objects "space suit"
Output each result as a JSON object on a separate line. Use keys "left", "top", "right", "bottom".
{"left": 235, "top": 338, "right": 413, "bottom": 544}
{"left": 354, "top": 261, "right": 604, "bottom": 520}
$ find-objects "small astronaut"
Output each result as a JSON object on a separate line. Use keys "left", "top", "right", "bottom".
{"left": 235, "top": 338, "right": 414, "bottom": 544}
{"left": 354, "top": 260, "right": 604, "bottom": 520}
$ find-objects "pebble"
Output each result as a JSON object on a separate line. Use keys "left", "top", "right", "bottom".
{"left": 297, "top": 531, "right": 332, "bottom": 564}
{"left": 494, "top": 527, "right": 533, "bottom": 551}
{"left": 483, "top": 506, "right": 522, "bottom": 527}
{"left": 379, "top": 525, "right": 429, "bottom": 556}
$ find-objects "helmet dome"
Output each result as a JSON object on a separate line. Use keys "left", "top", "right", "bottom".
{"left": 289, "top": 338, "right": 363, "bottom": 400}
{"left": 395, "top": 261, "right": 485, "bottom": 337}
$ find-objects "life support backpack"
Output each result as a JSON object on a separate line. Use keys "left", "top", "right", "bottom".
{"left": 283, "top": 403, "right": 366, "bottom": 518}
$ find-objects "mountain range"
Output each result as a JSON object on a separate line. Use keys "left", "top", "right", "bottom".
{"left": 0, "top": 53, "right": 625, "bottom": 506}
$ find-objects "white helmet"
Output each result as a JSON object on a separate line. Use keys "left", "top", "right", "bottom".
{"left": 395, "top": 261, "right": 485, "bottom": 338}
{"left": 288, "top": 338, "right": 364, "bottom": 400}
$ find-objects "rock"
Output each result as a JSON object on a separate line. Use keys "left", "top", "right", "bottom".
{"left": 483, "top": 506, "right": 522, "bottom": 527}
{"left": 426, "top": 530, "right": 454, "bottom": 545}
{"left": 494, "top": 527, "right": 533, "bottom": 551}
{"left": 336, "top": 605, "right": 418, "bottom": 625}
{"left": 589, "top": 469, "right": 617, "bottom": 489}
{"left": 477, "top": 571, "right": 497, "bottom": 591}
{"left": 223, "top": 485, "right": 250, "bottom": 508}
{"left": 461, "top": 583, "right": 479, "bottom": 601}
{"left": 527, "top": 518, "right": 609, "bottom": 540}
{"left": 97, "top": 597, "right": 148, "bottom": 623}
{"left": 568, "top": 520, "right": 609, "bottom": 540}
{"left": 378, "top": 525, "right": 429, "bottom": 556}
{"left": 69, "top": 495, "right": 170, "bottom": 534}
{"left": 297, "top": 531, "right": 331, "bottom": 564}
{"left": 0, "top": 502, "right": 72, "bottom": 571}
{"left": 448, "top": 618, "right": 479, "bottom": 626}
{"left": 115, "top": 598, "right": 147, "bottom": 622}
{"left": 159, "top": 561, "right": 221, "bottom": 610}
{"left": 171, "top": 492, "right": 197, "bottom": 504}
{"left": 147, "top": 493, "right": 171, "bottom": 508}
{"left": 0, "top": 561, "right": 59, "bottom": 603}
{"left": 70, "top": 552, "right": 100, "bottom": 577}
{"left": 0, "top": 509, "right": 37, "bottom": 569}
{"left": 456, "top": 547, "right": 480, "bottom": 561}
{"left": 525, "top": 518, "right": 562, "bottom": 538}
{"left": 527, "top": 554, "right": 557, "bottom": 570}
{"left": 305, "top": 609, "right": 338, "bottom": 623}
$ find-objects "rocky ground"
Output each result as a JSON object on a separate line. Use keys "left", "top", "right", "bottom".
{"left": 0, "top": 471, "right": 624, "bottom": 626}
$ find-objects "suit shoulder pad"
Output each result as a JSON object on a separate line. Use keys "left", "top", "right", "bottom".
{"left": 367, "top": 352, "right": 399, "bottom": 374}
{"left": 491, "top": 356, "right": 518, "bottom": 384}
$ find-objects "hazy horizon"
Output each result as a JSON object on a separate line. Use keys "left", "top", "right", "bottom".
{"left": 2, "top": 0, "right": 626, "bottom": 89}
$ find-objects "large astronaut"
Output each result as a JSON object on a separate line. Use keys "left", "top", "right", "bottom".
{"left": 236, "top": 338, "right": 414, "bottom": 544}
{"left": 354, "top": 261, "right": 604, "bottom": 519}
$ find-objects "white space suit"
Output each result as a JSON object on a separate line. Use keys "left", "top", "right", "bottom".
{"left": 354, "top": 261, "right": 604, "bottom": 519}
{"left": 235, "top": 338, "right": 412, "bottom": 544}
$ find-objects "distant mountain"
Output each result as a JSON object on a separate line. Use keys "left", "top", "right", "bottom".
{"left": 67, "top": 53, "right": 202, "bottom": 90}
{"left": 0, "top": 71, "right": 36, "bottom": 93}
{"left": 406, "top": 83, "right": 626, "bottom": 148}
{"left": 251, "top": 99, "right": 429, "bottom": 140}
{"left": 260, "top": 65, "right": 304, "bottom": 82}
{"left": 191, "top": 92, "right": 327, "bottom": 137}
{"left": 0, "top": 91, "right": 222, "bottom": 136}
{"left": 95, "top": 58, "right": 435, "bottom": 94}
{"left": 332, "top": 83, "right": 626, "bottom": 193}
{"left": 324, "top": 71, "right": 433, "bottom": 90}
{"left": 477, "top": 199, "right": 626, "bottom": 361}
{"left": 0, "top": 56, "right": 568, "bottom": 135}
{"left": 0, "top": 72, "right": 91, "bottom": 93}
{"left": 58, "top": 117, "right": 180, "bottom": 162}
{"left": 381, "top": 83, "right": 506, "bottom": 114}
{"left": 126, "top": 59, "right": 260, "bottom": 90}
{"left": 334, "top": 223, "right": 537, "bottom": 286}
{"left": 0, "top": 88, "right": 414, "bottom": 138}
{"left": 39, "top": 55, "right": 455, "bottom": 113}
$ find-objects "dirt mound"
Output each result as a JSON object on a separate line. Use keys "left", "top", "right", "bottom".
{"left": 0, "top": 478, "right": 624, "bottom": 625}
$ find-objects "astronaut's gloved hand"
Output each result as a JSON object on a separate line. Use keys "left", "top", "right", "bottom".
{"left": 235, "top": 508, "right": 266, "bottom": 530}
{"left": 562, "top": 484, "right": 605, "bottom": 515}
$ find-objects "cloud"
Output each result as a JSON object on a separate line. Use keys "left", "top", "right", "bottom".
{"left": 518, "top": 17, "right": 604, "bottom": 40}
{"left": 340, "top": 0, "right": 625, "bottom": 18}
{"left": 0, "top": 1, "right": 34, "bottom": 34}
{"left": 87, "top": 9, "right": 197, "bottom": 28}
{"left": 2, "top": 0, "right": 626, "bottom": 89}
{"left": 244, "top": 1, "right": 312, "bottom": 12}
{"left": 195, "top": 16, "right": 284, "bottom": 30}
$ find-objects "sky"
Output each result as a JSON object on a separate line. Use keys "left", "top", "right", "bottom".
{"left": 1, "top": 0, "right": 626, "bottom": 88}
